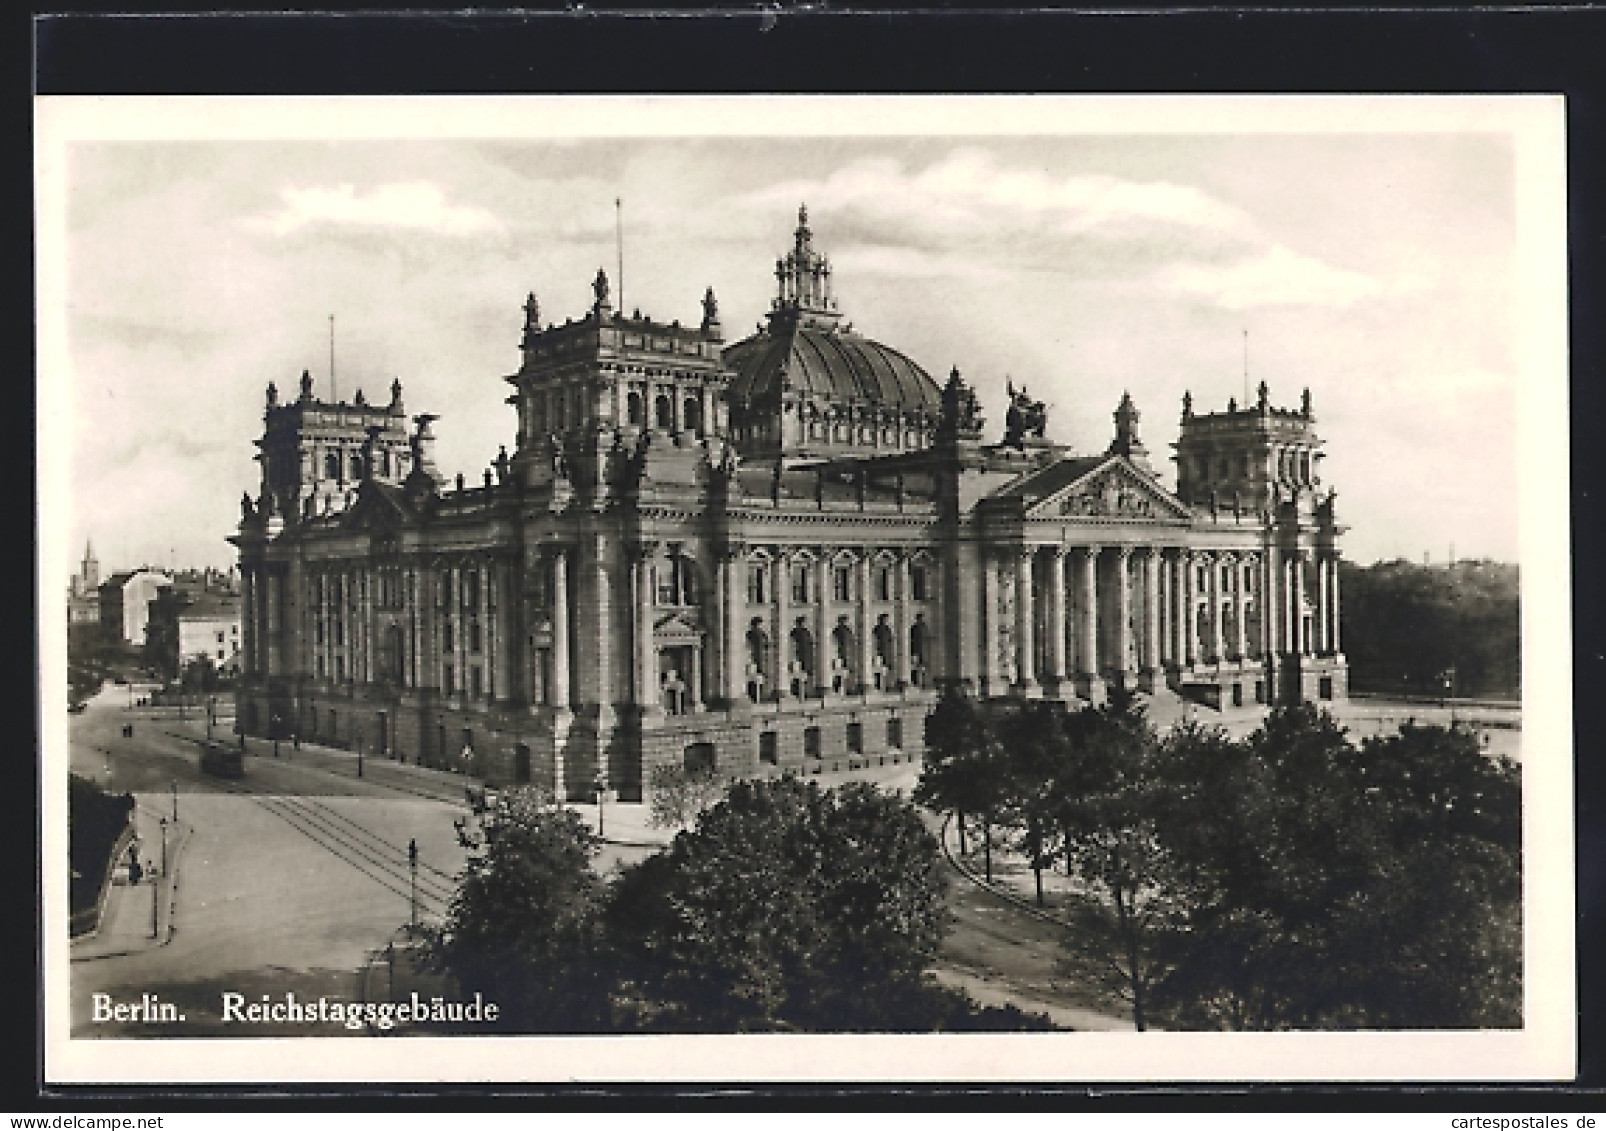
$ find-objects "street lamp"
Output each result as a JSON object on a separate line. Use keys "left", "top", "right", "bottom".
{"left": 159, "top": 817, "right": 168, "bottom": 877}
{"left": 171, "top": 779, "right": 178, "bottom": 822}
{"left": 594, "top": 777, "right": 607, "bottom": 838}
{"left": 272, "top": 712, "right": 281, "bottom": 759}
{"left": 356, "top": 728, "right": 364, "bottom": 778}
{"left": 407, "top": 838, "right": 419, "bottom": 932}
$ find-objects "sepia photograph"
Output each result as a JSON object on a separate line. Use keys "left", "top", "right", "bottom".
{"left": 35, "top": 95, "right": 1573, "bottom": 1084}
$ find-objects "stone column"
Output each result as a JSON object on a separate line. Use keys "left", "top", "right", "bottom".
{"left": 1113, "top": 547, "right": 1133, "bottom": 687}
{"left": 1265, "top": 546, "right": 1281, "bottom": 658}
{"left": 894, "top": 555, "right": 911, "bottom": 686}
{"left": 1182, "top": 551, "right": 1198, "bottom": 667}
{"left": 265, "top": 567, "right": 281, "bottom": 676}
{"left": 1142, "top": 547, "right": 1161, "bottom": 687}
{"left": 1234, "top": 554, "right": 1250, "bottom": 661}
{"left": 722, "top": 549, "right": 743, "bottom": 703}
{"left": 1289, "top": 551, "right": 1306, "bottom": 656}
{"left": 815, "top": 558, "right": 830, "bottom": 696}
{"left": 1323, "top": 555, "right": 1336, "bottom": 655}
{"left": 632, "top": 544, "right": 658, "bottom": 713}
{"left": 1015, "top": 547, "right": 1036, "bottom": 692}
{"left": 1175, "top": 552, "right": 1188, "bottom": 668}
{"left": 857, "top": 554, "right": 873, "bottom": 694}
{"left": 241, "top": 568, "right": 256, "bottom": 677}
{"left": 550, "top": 549, "right": 570, "bottom": 710}
{"left": 981, "top": 551, "right": 999, "bottom": 692}
{"left": 775, "top": 552, "right": 791, "bottom": 697}
{"left": 1047, "top": 547, "right": 1068, "bottom": 688}
{"left": 1208, "top": 552, "right": 1226, "bottom": 663}
{"left": 1077, "top": 546, "right": 1099, "bottom": 679}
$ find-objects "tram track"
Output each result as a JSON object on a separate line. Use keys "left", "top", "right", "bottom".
{"left": 158, "top": 730, "right": 460, "bottom": 919}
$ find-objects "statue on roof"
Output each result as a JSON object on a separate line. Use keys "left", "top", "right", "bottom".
{"left": 592, "top": 268, "right": 611, "bottom": 309}
{"left": 942, "top": 366, "right": 985, "bottom": 440}
{"left": 1003, "top": 380, "right": 1047, "bottom": 448}
{"left": 701, "top": 286, "right": 721, "bottom": 337}
{"left": 265, "top": 381, "right": 278, "bottom": 409}
{"left": 524, "top": 291, "right": 540, "bottom": 327}
{"left": 299, "top": 369, "right": 315, "bottom": 402}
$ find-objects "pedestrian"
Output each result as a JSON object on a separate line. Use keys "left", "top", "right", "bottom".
{"left": 127, "top": 844, "right": 142, "bottom": 887}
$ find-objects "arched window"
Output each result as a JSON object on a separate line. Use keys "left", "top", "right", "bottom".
{"left": 325, "top": 452, "right": 340, "bottom": 479}
{"left": 683, "top": 396, "right": 703, "bottom": 436}
{"left": 789, "top": 623, "right": 815, "bottom": 695}
{"left": 627, "top": 391, "right": 644, "bottom": 426}
{"left": 873, "top": 616, "right": 895, "bottom": 688}
{"left": 655, "top": 393, "right": 674, "bottom": 430}
{"left": 350, "top": 454, "right": 364, "bottom": 480}
{"left": 831, "top": 622, "right": 855, "bottom": 692}
{"left": 745, "top": 620, "right": 770, "bottom": 702}
{"left": 909, "top": 619, "right": 929, "bottom": 687}
{"left": 747, "top": 563, "right": 768, "bottom": 605}
{"left": 657, "top": 555, "right": 696, "bottom": 606}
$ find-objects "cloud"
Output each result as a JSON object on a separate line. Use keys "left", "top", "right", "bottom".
{"left": 738, "top": 148, "right": 1256, "bottom": 252}
{"left": 248, "top": 181, "right": 503, "bottom": 237}
{"left": 830, "top": 244, "right": 1010, "bottom": 283}
{"left": 1154, "top": 244, "right": 1425, "bottom": 311}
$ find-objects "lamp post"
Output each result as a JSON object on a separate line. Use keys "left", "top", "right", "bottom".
{"left": 595, "top": 777, "right": 607, "bottom": 839}
{"left": 272, "top": 712, "right": 281, "bottom": 759}
{"left": 206, "top": 696, "right": 215, "bottom": 743}
{"left": 160, "top": 817, "right": 168, "bottom": 877}
{"left": 171, "top": 779, "right": 178, "bottom": 822}
{"left": 407, "top": 838, "right": 419, "bottom": 932}
{"left": 356, "top": 728, "right": 364, "bottom": 778}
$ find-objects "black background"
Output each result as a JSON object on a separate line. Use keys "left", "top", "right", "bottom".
{"left": 20, "top": 4, "right": 1606, "bottom": 1111}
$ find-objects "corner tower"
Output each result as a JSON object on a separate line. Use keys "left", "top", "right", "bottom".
{"left": 256, "top": 371, "right": 413, "bottom": 522}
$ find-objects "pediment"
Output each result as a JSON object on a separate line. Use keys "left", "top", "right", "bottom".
{"left": 653, "top": 609, "right": 705, "bottom": 640}
{"left": 343, "top": 483, "right": 414, "bottom": 534}
{"left": 1028, "top": 458, "right": 1190, "bottom": 522}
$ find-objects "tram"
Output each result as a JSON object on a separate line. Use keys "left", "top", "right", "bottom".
{"left": 199, "top": 739, "right": 245, "bottom": 779}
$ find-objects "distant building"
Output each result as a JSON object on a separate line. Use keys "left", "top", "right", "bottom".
{"left": 98, "top": 568, "right": 172, "bottom": 646}
{"left": 67, "top": 541, "right": 100, "bottom": 626}
{"left": 148, "top": 585, "right": 242, "bottom": 679}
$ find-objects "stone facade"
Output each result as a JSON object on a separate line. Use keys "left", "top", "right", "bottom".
{"left": 232, "top": 207, "right": 1347, "bottom": 799}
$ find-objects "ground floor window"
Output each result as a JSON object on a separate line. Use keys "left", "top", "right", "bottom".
{"left": 804, "top": 726, "right": 822, "bottom": 760}
{"left": 886, "top": 717, "right": 903, "bottom": 749}
{"left": 1255, "top": 680, "right": 1266, "bottom": 704}
{"left": 759, "top": 730, "right": 778, "bottom": 764}
{"left": 515, "top": 743, "right": 531, "bottom": 783}
{"left": 846, "top": 722, "right": 863, "bottom": 756}
{"left": 1232, "top": 682, "right": 1243, "bottom": 707}
{"left": 1319, "top": 676, "right": 1334, "bottom": 700}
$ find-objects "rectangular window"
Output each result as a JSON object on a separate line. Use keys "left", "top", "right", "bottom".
{"left": 469, "top": 620, "right": 482, "bottom": 653}
{"left": 463, "top": 570, "right": 479, "bottom": 608}
{"left": 876, "top": 567, "right": 892, "bottom": 602}
{"left": 443, "top": 622, "right": 454, "bottom": 653}
{"left": 846, "top": 722, "right": 863, "bottom": 755}
{"left": 335, "top": 656, "right": 345, "bottom": 682}
{"left": 1319, "top": 676, "right": 1334, "bottom": 701}
{"left": 470, "top": 666, "right": 483, "bottom": 698}
{"left": 443, "top": 664, "right": 455, "bottom": 694}
{"left": 747, "top": 564, "right": 768, "bottom": 605}
{"left": 791, "top": 563, "right": 810, "bottom": 604}
{"left": 833, "top": 565, "right": 851, "bottom": 603}
{"left": 759, "top": 730, "right": 778, "bottom": 764}
{"left": 886, "top": 717, "right": 903, "bottom": 749}
{"left": 910, "top": 565, "right": 928, "bottom": 602}
{"left": 804, "top": 726, "right": 822, "bottom": 760}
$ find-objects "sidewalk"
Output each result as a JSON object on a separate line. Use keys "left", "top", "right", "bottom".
{"left": 71, "top": 798, "right": 191, "bottom": 962}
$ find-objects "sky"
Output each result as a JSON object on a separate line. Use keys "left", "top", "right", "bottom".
{"left": 46, "top": 101, "right": 1540, "bottom": 574}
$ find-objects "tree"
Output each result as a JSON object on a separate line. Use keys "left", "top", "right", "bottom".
{"left": 1050, "top": 694, "right": 1181, "bottom": 1031}
{"left": 646, "top": 762, "right": 727, "bottom": 831}
{"left": 427, "top": 789, "right": 611, "bottom": 1031}
{"left": 1148, "top": 707, "right": 1522, "bottom": 1029}
{"left": 915, "top": 685, "right": 1008, "bottom": 877}
{"left": 994, "top": 701, "right": 1068, "bottom": 907}
{"left": 607, "top": 776, "right": 954, "bottom": 1031}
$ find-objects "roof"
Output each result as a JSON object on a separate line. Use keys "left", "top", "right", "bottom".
{"left": 723, "top": 323, "right": 943, "bottom": 412}
{"left": 177, "top": 594, "right": 241, "bottom": 621}
{"left": 990, "top": 456, "right": 1108, "bottom": 502}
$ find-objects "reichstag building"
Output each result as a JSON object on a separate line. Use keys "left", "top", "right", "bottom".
{"left": 233, "top": 206, "right": 1348, "bottom": 801}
